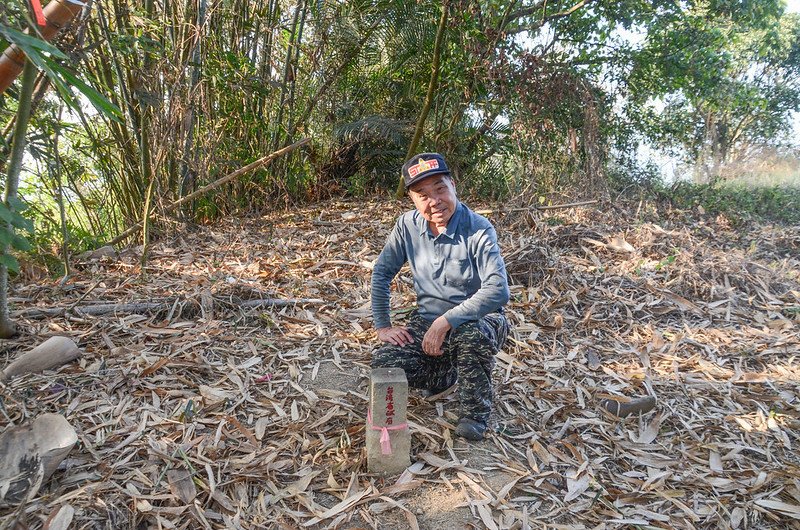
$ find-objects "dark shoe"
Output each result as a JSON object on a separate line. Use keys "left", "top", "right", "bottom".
{"left": 420, "top": 382, "right": 457, "bottom": 400}
{"left": 455, "top": 418, "right": 487, "bottom": 441}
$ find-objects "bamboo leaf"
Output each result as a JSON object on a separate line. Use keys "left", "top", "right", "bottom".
{"left": 49, "top": 63, "right": 123, "bottom": 122}
{"left": 11, "top": 234, "right": 32, "bottom": 252}
{"left": 0, "top": 253, "right": 19, "bottom": 273}
{"left": 0, "top": 26, "right": 68, "bottom": 59}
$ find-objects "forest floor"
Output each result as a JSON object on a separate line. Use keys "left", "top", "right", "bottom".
{"left": 1, "top": 196, "right": 799, "bottom": 529}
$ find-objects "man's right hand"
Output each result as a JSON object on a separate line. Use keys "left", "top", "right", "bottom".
{"left": 376, "top": 326, "right": 414, "bottom": 346}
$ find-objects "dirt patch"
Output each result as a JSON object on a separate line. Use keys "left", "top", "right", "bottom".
{"left": 305, "top": 359, "right": 366, "bottom": 394}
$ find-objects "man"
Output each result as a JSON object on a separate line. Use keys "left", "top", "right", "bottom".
{"left": 371, "top": 152, "right": 511, "bottom": 441}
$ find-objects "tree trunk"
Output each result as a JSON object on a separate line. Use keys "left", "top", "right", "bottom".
{"left": 53, "top": 105, "right": 71, "bottom": 285}
{"left": 395, "top": 2, "right": 449, "bottom": 197}
{"left": 139, "top": 0, "right": 156, "bottom": 268}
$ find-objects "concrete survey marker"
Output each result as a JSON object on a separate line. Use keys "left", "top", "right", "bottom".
{"left": 366, "top": 367, "right": 411, "bottom": 474}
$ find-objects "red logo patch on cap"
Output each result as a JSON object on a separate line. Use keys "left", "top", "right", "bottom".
{"left": 408, "top": 158, "right": 439, "bottom": 178}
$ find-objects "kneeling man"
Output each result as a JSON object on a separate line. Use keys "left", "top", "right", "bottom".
{"left": 371, "top": 153, "right": 511, "bottom": 441}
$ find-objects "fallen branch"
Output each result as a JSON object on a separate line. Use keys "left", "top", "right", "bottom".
{"left": 475, "top": 200, "right": 598, "bottom": 216}
{"left": 0, "top": 336, "right": 81, "bottom": 382}
{"left": 107, "top": 138, "right": 311, "bottom": 246}
{"left": 600, "top": 396, "right": 657, "bottom": 418}
{"left": 14, "top": 297, "right": 325, "bottom": 319}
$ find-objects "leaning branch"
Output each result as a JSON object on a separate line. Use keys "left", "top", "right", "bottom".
{"left": 107, "top": 138, "right": 311, "bottom": 246}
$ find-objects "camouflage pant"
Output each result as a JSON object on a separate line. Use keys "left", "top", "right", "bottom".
{"left": 371, "top": 311, "right": 510, "bottom": 423}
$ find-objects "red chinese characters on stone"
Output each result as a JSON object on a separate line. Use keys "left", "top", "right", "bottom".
{"left": 385, "top": 386, "right": 394, "bottom": 425}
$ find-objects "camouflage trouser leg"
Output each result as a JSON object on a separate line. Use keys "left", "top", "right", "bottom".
{"left": 372, "top": 311, "right": 510, "bottom": 423}
{"left": 371, "top": 313, "right": 458, "bottom": 393}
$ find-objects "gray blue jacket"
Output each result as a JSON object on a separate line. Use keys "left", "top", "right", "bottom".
{"left": 371, "top": 202, "right": 510, "bottom": 330}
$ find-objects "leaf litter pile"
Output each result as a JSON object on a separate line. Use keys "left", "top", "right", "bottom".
{"left": 1, "top": 198, "right": 799, "bottom": 529}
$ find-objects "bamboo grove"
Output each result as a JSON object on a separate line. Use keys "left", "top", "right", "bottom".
{"left": 1, "top": 0, "right": 799, "bottom": 249}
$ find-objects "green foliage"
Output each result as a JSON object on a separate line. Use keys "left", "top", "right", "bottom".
{"left": 655, "top": 249, "right": 679, "bottom": 271}
{"left": 0, "top": 198, "right": 34, "bottom": 274}
{"left": 625, "top": 2, "right": 800, "bottom": 179}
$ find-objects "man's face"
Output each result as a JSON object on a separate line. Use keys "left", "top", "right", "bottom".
{"left": 408, "top": 174, "right": 458, "bottom": 228}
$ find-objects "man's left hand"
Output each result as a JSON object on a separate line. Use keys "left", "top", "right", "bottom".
{"left": 422, "top": 316, "right": 452, "bottom": 356}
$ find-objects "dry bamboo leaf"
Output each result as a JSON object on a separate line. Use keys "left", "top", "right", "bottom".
{"left": 43, "top": 504, "right": 74, "bottom": 530}
{"left": 327, "top": 471, "right": 339, "bottom": 489}
{"left": 226, "top": 415, "right": 259, "bottom": 447}
{"left": 564, "top": 471, "right": 590, "bottom": 502}
{"left": 475, "top": 501, "right": 499, "bottom": 530}
{"left": 140, "top": 356, "right": 169, "bottom": 377}
{"left": 755, "top": 499, "right": 800, "bottom": 520}
{"left": 254, "top": 417, "right": 269, "bottom": 440}
{"left": 198, "top": 385, "right": 234, "bottom": 405}
{"left": 607, "top": 235, "right": 635, "bottom": 253}
{"left": 531, "top": 440, "right": 555, "bottom": 466}
{"left": 135, "top": 499, "right": 153, "bottom": 513}
{"left": 709, "top": 451, "right": 723, "bottom": 473}
{"left": 211, "top": 490, "right": 237, "bottom": 513}
{"left": 167, "top": 469, "right": 197, "bottom": 504}
{"left": 495, "top": 475, "right": 523, "bottom": 503}
{"left": 634, "top": 413, "right": 663, "bottom": 444}
{"left": 302, "top": 489, "right": 370, "bottom": 527}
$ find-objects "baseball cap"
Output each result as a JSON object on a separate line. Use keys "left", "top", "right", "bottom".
{"left": 402, "top": 153, "right": 451, "bottom": 189}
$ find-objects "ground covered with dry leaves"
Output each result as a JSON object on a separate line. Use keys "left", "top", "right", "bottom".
{"left": 1, "top": 197, "right": 799, "bottom": 530}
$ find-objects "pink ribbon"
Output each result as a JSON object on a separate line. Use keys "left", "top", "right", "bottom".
{"left": 367, "top": 409, "right": 408, "bottom": 455}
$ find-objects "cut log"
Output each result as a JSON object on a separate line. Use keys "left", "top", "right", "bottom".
{"left": 0, "top": 336, "right": 81, "bottom": 382}
{"left": 0, "top": 0, "right": 84, "bottom": 95}
{"left": 0, "top": 413, "right": 78, "bottom": 506}
{"left": 600, "top": 396, "right": 657, "bottom": 418}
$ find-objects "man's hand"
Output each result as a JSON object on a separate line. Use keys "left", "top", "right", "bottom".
{"left": 376, "top": 326, "right": 414, "bottom": 346}
{"left": 422, "top": 316, "right": 452, "bottom": 356}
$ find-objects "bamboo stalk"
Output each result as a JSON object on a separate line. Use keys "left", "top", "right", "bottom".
{"left": 0, "top": 61, "right": 38, "bottom": 339}
{"left": 474, "top": 200, "right": 599, "bottom": 216}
